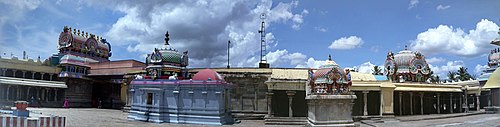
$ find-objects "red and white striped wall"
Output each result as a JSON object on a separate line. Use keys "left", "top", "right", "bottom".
{"left": 0, "top": 116, "right": 65, "bottom": 127}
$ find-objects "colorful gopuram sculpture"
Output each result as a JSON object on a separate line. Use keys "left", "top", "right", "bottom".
{"left": 306, "top": 55, "right": 356, "bottom": 127}
{"left": 57, "top": 26, "right": 112, "bottom": 78}
{"left": 384, "top": 46, "right": 431, "bottom": 82}
{"left": 308, "top": 55, "right": 352, "bottom": 95}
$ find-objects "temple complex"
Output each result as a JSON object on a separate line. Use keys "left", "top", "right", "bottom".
{"left": 1, "top": 25, "right": 498, "bottom": 126}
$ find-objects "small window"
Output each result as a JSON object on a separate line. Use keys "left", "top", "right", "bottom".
{"left": 146, "top": 93, "right": 153, "bottom": 105}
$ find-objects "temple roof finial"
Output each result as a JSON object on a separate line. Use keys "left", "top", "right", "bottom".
{"left": 404, "top": 45, "right": 408, "bottom": 50}
{"left": 328, "top": 54, "right": 332, "bottom": 61}
{"left": 165, "top": 31, "right": 170, "bottom": 45}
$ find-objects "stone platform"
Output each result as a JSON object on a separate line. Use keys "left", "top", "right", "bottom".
{"left": 306, "top": 95, "right": 357, "bottom": 127}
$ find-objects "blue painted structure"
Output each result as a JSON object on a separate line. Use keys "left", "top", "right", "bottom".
{"left": 127, "top": 80, "right": 234, "bottom": 125}
{"left": 127, "top": 32, "right": 234, "bottom": 125}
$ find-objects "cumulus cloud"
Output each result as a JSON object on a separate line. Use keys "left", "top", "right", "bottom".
{"left": 408, "top": 0, "right": 419, "bottom": 9}
{"left": 295, "top": 57, "right": 327, "bottom": 68}
{"left": 265, "top": 49, "right": 306, "bottom": 67}
{"left": 474, "top": 64, "right": 488, "bottom": 75}
{"left": 354, "top": 61, "right": 376, "bottom": 74}
{"left": 436, "top": 5, "right": 451, "bottom": 10}
{"left": 79, "top": 0, "right": 308, "bottom": 68}
{"left": 429, "top": 60, "right": 464, "bottom": 79}
{"left": 328, "top": 36, "right": 364, "bottom": 50}
{"left": 410, "top": 19, "right": 499, "bottom": 57}
{"left": 426, "top": 57, "right": 446, "bottom": 64}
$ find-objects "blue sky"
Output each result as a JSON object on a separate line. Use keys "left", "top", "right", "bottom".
{"left": 0, "top": 0, "right": 499, "bottom": 79}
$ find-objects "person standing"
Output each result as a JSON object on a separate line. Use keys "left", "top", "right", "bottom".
{"left": 63, "top": 98, "right": 70, "bottom": 108}
{"left": 37, "top": 97, "right": 42, "bottom": 107}
{"left": 30, "top": 96, "right": 37, "bottom": 108}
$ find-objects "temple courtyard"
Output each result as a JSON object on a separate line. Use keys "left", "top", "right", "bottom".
{"left": 25, "top": 108, "right": 499, "bottom": 127}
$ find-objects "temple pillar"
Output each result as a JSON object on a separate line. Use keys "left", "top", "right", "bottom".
{"left": 380, "top": 82, "right": 395, "bottom": 116}
{"left": 40, "top": 73, "right": 45, "bottom": 80}
{"left": 50, "top": 74, "right": 53, "bottom": 81}
{"left": 363, "top": 91, "right": 369, "bottom": 116}
{"left": 476, "top": 94, "right": 480, "bottom": 111}
{"left": 16, "top": 86, "right": 20, "bottom": 100}
{"left": 266, "top": 91, "right": 274, "bottom": 117}
{"left": 459, "top": 95, "right": 463, "bottom": 113}
{"left": 379, "top": 91, "right": 383, "bottom": 116}
{"left": 488, "top": 91, "right": 492, "bottom": 107}
{"left": 409, "top": 92, "right": 413, "bottom": 115}
{"left": 399, "top": 92, "right": 402, "bottom": 115}
{"left": 465, "top": 94, "right": 469, "bottom": 113}
{"left": 1, "top": 69, "right": 6, "bottom": 76}
{"left": 420, "top": 92, "right": 424, "bottom": 115}
{"left": 54, "top": 89, "right": 58, "bottom": 101}
{"left": 22, "top": 71, "right": 26, "bottom": 78}
{"left": 27, "top": 87, "right": 31, "bottom": 100}
{"left": 450, "top": 93, "right": 453, "bottom": 113}
{"left": 12, "top": 70, "right": 17, "bottom": 78}
{"left": 6, "top": 86, "right": 10, "bottom": 100}
{"left": 437, "top": 93, "right": 441, "bottom": 114}
{"left": 286, "top": 91, "right": 296, "bottom": 117}
{"left": 32, "top": 72, "right": 35, "bottom": 79}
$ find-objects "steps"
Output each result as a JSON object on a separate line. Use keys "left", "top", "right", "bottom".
{"left": 265, "top": 117, "right": 307, "bottom": 125}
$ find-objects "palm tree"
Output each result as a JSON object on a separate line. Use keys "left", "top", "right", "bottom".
{"left": 447, "top": 71, "right": 457, "bottom": 82}
{"left": 429, "top": 75, "right": 441, "bottom": 84}
{"left": 457, "top": 67, "right": 471, "bottom": 81}
{"left": 372, "top": 66, "right": 382, "bottom": 75}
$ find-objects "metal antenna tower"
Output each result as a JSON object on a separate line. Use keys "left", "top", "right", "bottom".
{"left": 258, "top": 13, "right": 269, "bottom": 68}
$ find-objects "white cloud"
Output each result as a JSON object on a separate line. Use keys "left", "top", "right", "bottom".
{"left": 410, "top": 19, "right": 499, "bottom": 57}
{"left": 295, "top": 57, "right": 327, "bottom": 68}
{"left": 265, "top": 49, "right": 306, "bottom": 67}
{"left": 429, "top": 60, "right": 464, "bottom": 79}
{"left": 354, "top": 61, "right": 376, "bottom": 74}
{"left": 347, "top": 61, "right": 384, "bottom": 74}
{"left": 408, "top": 0, "right": 419, "bottom": 9}
{"left": 79, "top": 0, "right": 307, "bottom": 68}
{"left": 426, "top": 57, "right": 446, "bottom": 64}
{"left": 328, "top": 36, "right": 364, "bottom": 50}
{"left": 314, "top": 26, "right": 328, "bottom": 32}
{"left": 474, "top": 64, "right": 488, "bottom": 75}
{"left": 436, "top": 5, "right": 451, "bottom": 10}
{"left": 370, "top": 46, "right": 380, "bottom": 53}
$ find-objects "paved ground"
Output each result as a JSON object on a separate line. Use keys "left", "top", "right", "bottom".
{"left": 28, "top": 108, "right": 264, "bottom": 127}
{"left": 366, "top": 112, "right": 500, "bottom": 127}
{"left": 26, "top": 108, "right": 500, "bottom": 127}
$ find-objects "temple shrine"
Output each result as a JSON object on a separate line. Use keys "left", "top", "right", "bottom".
{"left": 127, "top": 32, "right": 234, "bottom": 125}
{"left": 384, "top": 46, "right": 431, "bottom": 83}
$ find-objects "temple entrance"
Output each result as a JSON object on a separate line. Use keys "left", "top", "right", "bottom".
{"left": 146, "top": 93, "right": 153, "bottom": 105}
{"left": 91, "top": 82, "right": 121, "bottom": 109}
{"left": 271, "top": 90, "right": 307, "bottom": 117}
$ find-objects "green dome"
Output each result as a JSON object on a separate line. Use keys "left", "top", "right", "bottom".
{"left": 160, "top": 50, "right": 182, "bottom": 64}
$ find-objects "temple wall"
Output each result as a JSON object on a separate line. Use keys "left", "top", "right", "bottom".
{"left": 224, "top": 75, "right": 268, "bottom": 114}
{"left": 64, "top": 79, "right": 93, "bottom": 107}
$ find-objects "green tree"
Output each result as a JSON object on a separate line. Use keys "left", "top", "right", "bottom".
{"left": 372, "top": 66, "right": 382, "bottom": 75}
{"left": 429, "top": 75, "right": 440, "bottom": 84}
{"left": 447, "top": 71, "right": 457, "bottom": 82}
{"left": 457, "top": 67, "right": 472, "bottom": 81}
